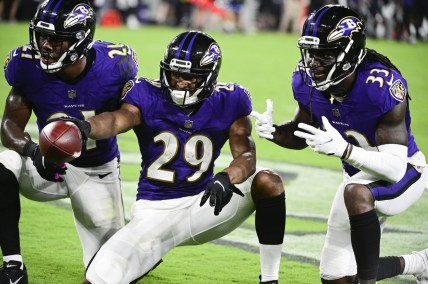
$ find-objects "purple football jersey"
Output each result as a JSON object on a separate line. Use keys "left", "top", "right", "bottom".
{"left": 292, "top": 61, "right": 419, "bottom": 176}
{"left": 121, "top": 79, "right": 252, "bottom": 200}
{"left": 4, "top": 41, "right": 139, "bottom": 167}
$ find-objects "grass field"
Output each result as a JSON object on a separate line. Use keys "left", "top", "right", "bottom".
{"left": 0, "top": 23, "right": 427, "bottom": 283}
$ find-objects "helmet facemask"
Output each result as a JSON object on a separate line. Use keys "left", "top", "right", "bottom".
{"left": 160, "top": 32, "right": 222, "bottom": 108}
{"left": 298, "top": 36, "right": 366, "bottom": 91}
{"left": 29, "top": 0, "right": 96, "bottom": 73}
{"left": 297, "top": 5, "right": 367, "bottom": 91}
{"left": 160, "top": 58, "right": 217, "bottom": 107}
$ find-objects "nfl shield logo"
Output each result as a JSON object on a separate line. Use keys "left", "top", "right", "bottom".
{"left": 332, "top": 108, "right": 340, "bottom": 117}
{"left": 68, "top": 89, "right": 77, "bottom": 100}
{"left": 184, "top": 120, "right": 193, "bottom": 129}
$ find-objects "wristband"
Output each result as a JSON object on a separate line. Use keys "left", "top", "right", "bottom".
{"left": 341, "top": 143, "right": 353, "bottom": 160}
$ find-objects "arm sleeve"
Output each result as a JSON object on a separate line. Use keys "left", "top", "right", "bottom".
{"left": 346, "top": 144, "right": 408, "bottom": 183}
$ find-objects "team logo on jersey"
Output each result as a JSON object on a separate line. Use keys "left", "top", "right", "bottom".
{"left": 327, "top": 16, "right": 363, "bottom": 42}
{"left": 121, "top": 80, "right": 135, "bottom": 100}
{"left": 332, "top": 108, "right": 340, "bottom": 117}
{"left": 200, "top": 43, "right": 221, "bottom": 66}
{"left": 389, "top": 79, "right": 406, "bottom": 102}
{"left": 184, "top": 120, "right": 193, "bottom": 129}
{"left": 64, "top": 4, "right": 95, "bottom": 28}
{"left": 68, "top": 89, "right": 77, "bottom": 100}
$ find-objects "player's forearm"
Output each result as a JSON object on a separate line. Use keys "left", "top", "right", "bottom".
{"left": 1, "top": 120, "right": 31, "bottom": 155}
{"left": 224, "top": 152, "right": 256, "bottom": 184}
{"left": 346, "top": 144, "right": 408, "bottom": 183}
{"left": 1, "top": 95, "right": 33, "bottom": 154}
{"left": 88, "top": 112, "right": 123, "bottom": 140}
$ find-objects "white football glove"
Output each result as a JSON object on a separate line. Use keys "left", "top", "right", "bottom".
{"left": 294, "top": 116, "right": 349, "bottom": 158}
{"left": 250, "top": 99, "right": 275, "bottom": 139}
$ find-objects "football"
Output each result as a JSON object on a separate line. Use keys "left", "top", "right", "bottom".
{"left": 39, "top": 120, "right": 82, "bottom": 163}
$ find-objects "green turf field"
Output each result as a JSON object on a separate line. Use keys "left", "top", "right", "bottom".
{"left": 0, "top": 23, "right": 427, "bottom": 283}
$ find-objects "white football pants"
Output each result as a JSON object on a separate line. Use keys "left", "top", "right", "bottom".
{"left": 320, "top": 151, "right": 427, "bottom": 280}
{"left": 0, "top": 149, "right": 125, "bottom": 267}
{"left": 85, "top": 170, "right": 263, "bottom": 284}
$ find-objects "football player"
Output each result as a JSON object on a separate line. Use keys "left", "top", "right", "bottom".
{"left": 0, "top": 0, "right": 138, "bottom": 283}
{"left": 251, "top": 4, "right": 428, "bottom": 284}
{"left": 61, "top": 31, "right": 286, "bottom": 284}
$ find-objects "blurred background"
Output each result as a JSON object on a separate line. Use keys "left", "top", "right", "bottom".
{"left": 1, "top": 0, "right": 427, "bottom": 44}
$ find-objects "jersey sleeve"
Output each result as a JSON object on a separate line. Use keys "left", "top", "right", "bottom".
{"left": 233, "top": 83, "right": 252, "bottom": 117}
{"left": 115, "top": 44, "right": 139, "bottom": 82}
{"left": 121, "top": 78, "right": 140, "bottom": 106}
{"left": 292, "top": 67, "right": 311, "bottom": 107}
{"left": 4, "top": 46, "right": 26, "bottom": 87}
{"left": 363, "top": 67, "right": 408, "bottom": 113}
{"left": 383, "top": 70, "right": 408, "bottom": 109}
{"left": 212, "top": 82, "right": 253, "bottom": 123}
{"left": 93, "top": 41, "right": 139, "bottom": 85}
{"left": 120, "top": 77, "right": 156, "bottom": 115}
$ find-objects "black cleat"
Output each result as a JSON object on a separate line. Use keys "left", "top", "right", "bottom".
{"left": 0, "top": 260, "right": 28, "bottom": 284}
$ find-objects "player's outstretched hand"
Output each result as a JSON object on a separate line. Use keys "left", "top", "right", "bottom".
{"left": 250, "top": 99, "right": 275, "bottom": 139}
{"left": 200, "top": 172, "right": 244, "bottom": 216}
{"left": 294, "top": 116, "right": 349, "bottom": 158}
{"left": 23, "top": 141, "right": 67, "bottom": 182}
{"left": 50, "top": 116, "right": 91, "bottom": 148}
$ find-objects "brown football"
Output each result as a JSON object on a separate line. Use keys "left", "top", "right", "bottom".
{"left": 39, "top": 120, "right": 82, "bottom": 163}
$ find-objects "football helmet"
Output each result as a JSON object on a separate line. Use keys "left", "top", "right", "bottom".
{"left": 160, "top": 31, "right": 222, "bottom": 107}
{"left": 29, "top": 0, "right": 96, "bottom": 73}
{"left": 297, "top": 5, "right": 367, "bottom": 91}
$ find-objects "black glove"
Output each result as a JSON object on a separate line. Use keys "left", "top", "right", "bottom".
{"left": 200, "top": 172, "right": 244, "bottom": 216}
{"left": 23, "top": 141, "right": 67, "bottom": 182}
{"left": 50, "top": 116, "right": 91, "bottom": 149}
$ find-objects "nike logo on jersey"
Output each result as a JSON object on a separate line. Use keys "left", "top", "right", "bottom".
{"left": 214, "top": 181, "right": 225, "bottom": 191}
{"left": 98, "top": 172, "right": 112, "bottom": 179}
{"left": 10, "top": 276, "right": 23, "bottom": 284}
{"left": 386, "top": 74, "right": 394, "bottom": 86}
